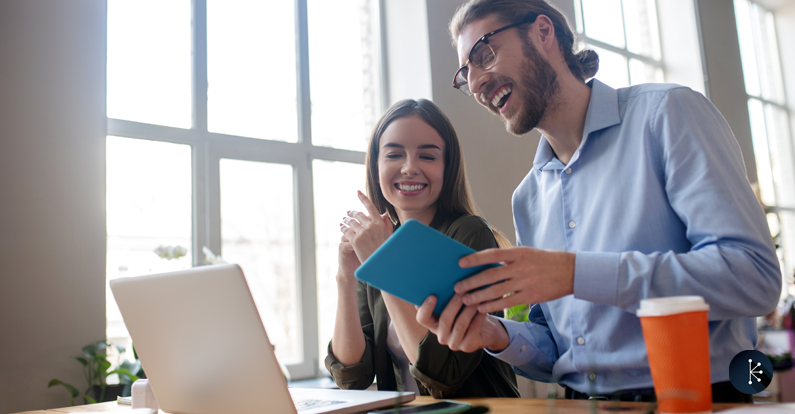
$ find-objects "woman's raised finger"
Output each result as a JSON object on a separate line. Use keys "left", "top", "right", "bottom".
{"left": 357, "top": 191, "right": 383, "bottom": 222}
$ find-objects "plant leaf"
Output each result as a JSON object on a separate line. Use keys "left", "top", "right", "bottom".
{"left": 75, "top": 357, "right": 88, "bottom": 366}
{"left": 120, "top": 360, "right": 142, "bottom": 377}
{"left": 83, "top": 340, "right": 109, "bottom": 358}
{"left": 47, "top": 379, "right": 79, "bottom": 398}
{"left": 108, "top": 368, "right": 139, "bottom": 385}
{"left": 83, "top": 393, "right": 98, "bottom": 404}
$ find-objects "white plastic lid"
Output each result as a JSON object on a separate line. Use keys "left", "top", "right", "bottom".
{"left": 636, "top": 296, "right": 709, "bottom": 317}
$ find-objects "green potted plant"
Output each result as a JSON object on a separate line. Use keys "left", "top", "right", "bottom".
{"left": 48, "top": 340, "right": 140, "bottom": 405}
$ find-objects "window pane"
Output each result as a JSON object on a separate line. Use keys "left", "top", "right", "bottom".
{"left": 308, "top": 0, "right": 381, "bottom": 151}
{"left": 629, "top": 59, "right": 663, "bottom": 85}
{"left": 765, "top": 105, "right": 795, "bottom": 208}
{"left": 207, "top": 0, "right": 299, "bottom": 142}
{"left": 622, "top": 0, "right": 661, "bottom": 59}
{"left": 735, "top": 0, "right": 761, "bottom": 97}
{"left": 312, "top": 160, "right": 366, "bottom": 367}
{"left": 581, "top": 0, "right": 626, "bottom": 48}
{"left": 106, "top": 137, "right": 192, "bottom": 341}
{"left": 748, "top": 99, "right": 776, "bottom": 206}
{"left": 758, "top": 10, "right": 785, "bottom": 104}
{"left": 592, "top": 46, "right": 629, "bottom": 89}
{"left": 220, "top": 160, "right": 300, "bottom": 364}
{"left": 107, "top": 0, "right": 192, "bottom": 128}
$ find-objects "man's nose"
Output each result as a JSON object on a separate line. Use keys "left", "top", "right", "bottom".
{"left": 467, "top": 65, "right": 491, "bottom": 96}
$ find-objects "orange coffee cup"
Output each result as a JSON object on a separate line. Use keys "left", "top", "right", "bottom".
{"left": 637, "top": 296, "right": 712, "bottom": 414}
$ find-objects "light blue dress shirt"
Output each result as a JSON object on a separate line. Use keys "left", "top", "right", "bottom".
{"left": 488, "top": 79, "right": 781, "bottom": 394}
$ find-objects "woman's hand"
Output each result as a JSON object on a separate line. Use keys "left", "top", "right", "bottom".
{"left": 340, "top": 191, "right": 394, "bottom": 263}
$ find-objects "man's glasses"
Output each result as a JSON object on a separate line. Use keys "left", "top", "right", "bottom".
{"left": 452, "top": 15, "right": 539, "bottom": 96}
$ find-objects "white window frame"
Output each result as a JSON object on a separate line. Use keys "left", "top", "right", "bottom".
{"left": 107, "top": 0, "right": 386, "bottom": 380}
{"left": 572, "top": 0, "right": 666, "bottom": 84}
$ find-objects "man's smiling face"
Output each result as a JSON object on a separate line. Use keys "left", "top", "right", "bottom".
{"left": 456, "top": 14, "right": 560, "bottom": 135}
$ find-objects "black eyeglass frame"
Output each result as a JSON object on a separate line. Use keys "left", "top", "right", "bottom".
{"left": 452, "top": 14, "right": 540, "bottom": 96}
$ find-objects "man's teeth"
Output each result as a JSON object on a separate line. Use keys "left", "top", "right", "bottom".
{"left": 398, "top": 184, "right": 424, "bottom": 191}
{"left": 491, "top": 86, "right": 512, "bottom": 107}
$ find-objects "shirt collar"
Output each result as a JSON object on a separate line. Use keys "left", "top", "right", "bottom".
{"left": 532, "top": 79, "right": 621, "bottom": 171}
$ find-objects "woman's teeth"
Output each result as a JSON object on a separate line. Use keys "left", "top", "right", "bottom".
{"left": 491, "top": 86, "right": 512, "bottom": 108}
{"left": 397, "top": 184, "right": 425, "bottom": 191}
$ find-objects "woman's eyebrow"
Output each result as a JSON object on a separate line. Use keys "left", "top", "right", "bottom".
{"left": 381, "top": 143, "right": 441, "bottom": 150}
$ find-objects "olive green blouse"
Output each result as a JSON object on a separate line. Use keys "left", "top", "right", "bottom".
{"left": 325, "top": 213, "right": 520, "bottom": 399}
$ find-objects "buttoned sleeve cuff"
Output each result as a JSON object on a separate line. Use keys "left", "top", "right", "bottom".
{"left": 573, "top": 251, "right": 620, "bottom": 306}
{"left": 484, "top": 319, "right": 536, "bottom": 365}
{"left": 484, "top": 318, "right": 556, "bottom": 382}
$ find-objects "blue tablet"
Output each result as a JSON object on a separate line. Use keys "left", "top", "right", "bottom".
{"left": 354, "top": 219, "right": 500, "bottom": 315}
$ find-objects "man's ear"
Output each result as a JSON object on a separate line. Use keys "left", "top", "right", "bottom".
{"left": 531, "top": 14, "right": 557, "bottom": 52}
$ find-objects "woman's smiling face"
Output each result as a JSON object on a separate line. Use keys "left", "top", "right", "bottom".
{"left": 377, "top": 116, "right": 445, "bottom": 225}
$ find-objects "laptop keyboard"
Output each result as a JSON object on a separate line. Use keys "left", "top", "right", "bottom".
{"left": 294, "top": 398, "right": 346, "bottom": 412}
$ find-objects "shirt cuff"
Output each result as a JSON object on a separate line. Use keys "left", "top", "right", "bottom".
{"left": 573, "top": 251, "right": 620, "bottom": 306}
{"left": 484, "top": 318, "right": 536, "bottom": 366}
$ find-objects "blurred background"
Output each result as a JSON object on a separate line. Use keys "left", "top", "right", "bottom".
{"left": 1, "top": 0, "right": 794, "bottom": 411}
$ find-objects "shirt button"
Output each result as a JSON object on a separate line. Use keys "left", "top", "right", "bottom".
{"left": 566, "top": 168, "right": 572, "bottom": 174}
{"left": 577, "top": 337, "right": 585, "bottom": 345}
{"left": 569, "top": 221, "right": 576, "bottom": 229}
{"left": 520, "top": 345, "right": 527, "bottom": 351}
{"left": 589, "top": 373, "right": 597, "bottom": 381}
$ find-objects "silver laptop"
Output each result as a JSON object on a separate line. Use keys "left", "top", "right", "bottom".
{"left": 110, "top": 264, "right": 415, "bottom": 414}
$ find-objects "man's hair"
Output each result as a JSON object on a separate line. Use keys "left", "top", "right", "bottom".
{"left": 450, "top": 0, "right": 599, "bottom": 81}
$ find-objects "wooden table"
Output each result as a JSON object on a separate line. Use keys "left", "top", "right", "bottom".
{"left": 13, "top": 396, "right": 751, "bottom": 414}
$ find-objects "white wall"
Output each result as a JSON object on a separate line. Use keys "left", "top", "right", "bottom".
{"left": 657, "top": 0, "right": 706, "bottom": 95}
{"left": 384, "top": 0, "right": 434, "bottom": 103}
{"left": 0, "top": 1, "right": 107, "bottom": 413}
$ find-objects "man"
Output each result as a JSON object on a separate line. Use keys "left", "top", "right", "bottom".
{"left": 414, "top": 0, "right": 782, "bottom": 402}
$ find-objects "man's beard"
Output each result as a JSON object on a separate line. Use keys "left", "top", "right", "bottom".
{"left": 504, "top": 37, "right": 560, "bottom": 136}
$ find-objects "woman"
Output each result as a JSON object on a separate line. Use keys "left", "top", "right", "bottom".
{"left": 325, "top": 99, "right": 519, "bottom": 399}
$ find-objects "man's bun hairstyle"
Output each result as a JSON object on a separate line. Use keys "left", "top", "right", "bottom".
{"left": 450, "top": 0, "right": 599, "bottom": 81}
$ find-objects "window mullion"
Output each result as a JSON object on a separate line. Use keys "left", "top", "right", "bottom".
{"left": 192, "top": 140, "right": 210, "bottom": 266}
{"left": 579, "top": 35, "right": 662, "bottom": 68}
{"left": 190, "top": 0, "right": 212, "bottom": 265}
{"left": 619, "top": 0, "right": 631, "bottom": 84}
{"left": 192, "top": 0, "right": 208, "bottom": 133}
{"left": 296, "top": 0, "right": 312, "bottom": 147}
{"left": 107, "top": 119, "right": 196, "bottom": 144}
{"left": 292, "top": 0, "right": 320, "bottom": 380}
